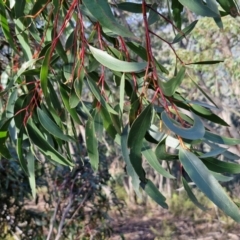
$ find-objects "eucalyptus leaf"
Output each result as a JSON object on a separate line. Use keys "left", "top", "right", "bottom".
{"left": 179, "top": 148, "right": 240, "bottom": 222}
{"left": 89, "top": 46, "right": 147, "bottom": 73}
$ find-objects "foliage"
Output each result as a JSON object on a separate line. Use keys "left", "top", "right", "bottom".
{"left": 1, "top": 0, "right": 240, "bottom": 229}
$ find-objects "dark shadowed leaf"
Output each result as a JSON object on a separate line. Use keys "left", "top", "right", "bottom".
{"left": 116, "top": 2, "right": 143, "bottom": 13}
{"left": 140, "top": 179, "right": 168, "bottom": 209}
{"left": 182, "top": 177, "right": 209, "bottom": 211}
{"left": 37, "top": 108, "right": 73, "bottom": 142}
{"left": 128, "top": 104, "right": 152, "bottom": 181}
{"left": 26, "top": 119, "right": 73, "bottom": 167}
{"left": 121, "top": 125, "right": 141, "bottom": 196}
{"left": 201, "top": 157, "right": 240, "bottom": 174}
{"left": 86, "top": 118, "right": 99, "bottom": 171}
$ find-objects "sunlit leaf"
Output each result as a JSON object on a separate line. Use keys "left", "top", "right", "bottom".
{"left": 89, "top": 46, "right": 147, "bottom": 73}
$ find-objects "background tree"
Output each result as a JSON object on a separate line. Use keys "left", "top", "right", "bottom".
{"left": 1, "top": 0, "right": 240, "bottom": 238}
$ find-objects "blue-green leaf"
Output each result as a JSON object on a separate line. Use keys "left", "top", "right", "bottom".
{"left": 161, "top": 111, "right": 205, "bottom": 140}
{"left": 142, "top": 142, "right": 175, "bottom": 179}
{"left": 179, "top": 148, "right": 240, "bottom": 222}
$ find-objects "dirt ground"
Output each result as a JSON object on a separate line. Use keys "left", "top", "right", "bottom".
{"left": 109, "top": 207, "right": 240, "bottom": 240}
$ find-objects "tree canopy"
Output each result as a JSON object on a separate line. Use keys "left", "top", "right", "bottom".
{"left": 1, "top": 0, "right": 240, "bottom": 223}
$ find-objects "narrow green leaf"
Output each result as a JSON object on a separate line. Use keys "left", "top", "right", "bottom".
{"left": 0, "top": 0, "right": 16, "bottom": 51}
{"left": 100, "top": 106, "right": 118, "bottom": 140}
{"left": 40, "top": 47, "right": 51, "bottom": 99}
{"left": 140, "top": 179, "right": 168, "bottom": 209}
{"left": 55, "top": 40, "right": 68, "bottom": 64}
{"left": 59, "top": 85, "right": 82, "bottom": 124}
{"left": 185, "top": 100, "right": 218, "bottom": 110}
{"left": 187, "top": 60, "right": 224, "bottom": 65}
{"left": 210, "top": 171, "right": 233, "bottom": 182}
{"left": 128, "top": 104, "right": 152, "bottom": 181}
{"left": 204, "top": 131, "right": 240, "bottom": 145}
{"left": 121, "top": 125, "right": 141, "bottom": 197}
{"left": 142, "top": 143, "right": 175, "bottom": 179}
{"left": 172, "top": 20, "right": 198, "bottom": 44}
{"left": 116, "top": 2, "right": 143, "bottom": 13}
{"left": 69, "top": 89, "right": 80, "bottom": 109}
{"left": 178, "top": 0, "right": 220, "bottom": 17}
{"left": 182, "top": 177, "right": 209, "bottom": 211}
{"left": 27, "top": 149, "right": 36, "bottom": 199}
{"left": 31, "top": 0, "right": 49, "bottom": 16}
{"left": 126, "top": 42, "right": 169, "bottom": 74}
{"left": 26, "top": 119, "right": 73, "bottom": 167}
{"left": 83, "top": 0, "right": 138, "bottom": 40}
{"left": 15, "top": 19, "right": 32, "bottom": 60}
{"left": 199, "top": 146, "right": 227, "bottom": 158}
{"left": 87, "top": 76, "right": 117, "bottom": 114}
{"left": 37, "top": 108, "right": 73, "bottom": 142}
{"left": 94, "top": 109, "right": 103, "bottom": 140}
{"left": 179, "top": 148, "right": 240, "bottom": 222}
{"left": 148, "top": 3, "right": 159, "bottom": 25}
{"left": 86, "top": 118, "right": 99, "bottom": 171}
{"left": 161, "top": 111, "right": 205, "bottom": 140}
{"left": 191, "top": 104, "right": 229, "bottom": 126}
{"left": 0, "top": 118, "right": 12, "bottom": 159}
{"left": 17, "top": 128, "right": 29, "bottom": 176}
{"left": 216, "top": 0, "right": 239, "bottom": 17}
{"left": 158, "top": 67, "right": 185, "bottom": 96}
{"left": 119, "top": 73, "right": 125, "bottom": 114}
{"left": 172, "top": 0, "right": 183, "bottom": 29}
{"left": 14, "top": 0, "right": 25, "bottom": 18}
{"left": 201, "top": 157, "right": 240, "bottom": 174}
{"left": 89, "top": 46, "right": 147, "bottom": 73}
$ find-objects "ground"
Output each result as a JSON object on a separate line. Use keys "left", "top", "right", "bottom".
{"left": 109, "top": 205, "right": 240, "bottom": 240}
